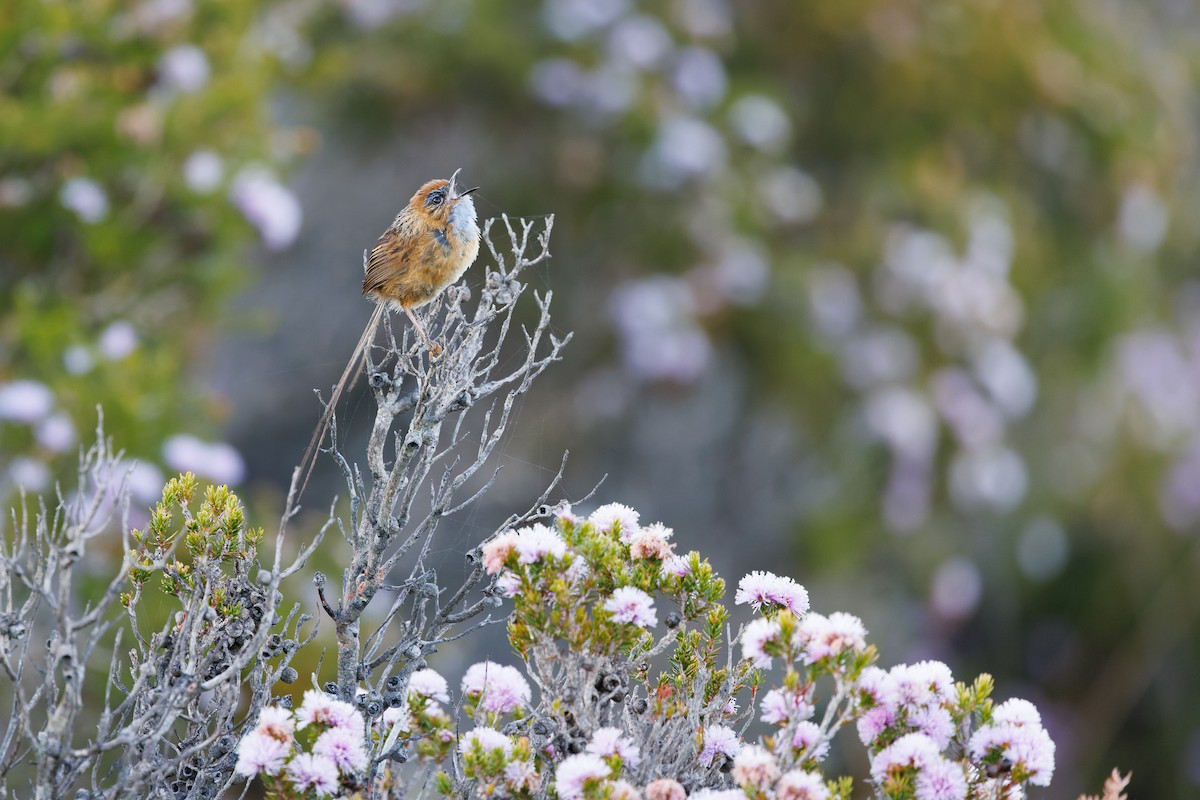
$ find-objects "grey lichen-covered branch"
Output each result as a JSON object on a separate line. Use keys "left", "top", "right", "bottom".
{"left": 309, "top": 215, "right": 570, "bottom": 774}
{"left": 0, "top": 418, "right": 324, "bottom": 800}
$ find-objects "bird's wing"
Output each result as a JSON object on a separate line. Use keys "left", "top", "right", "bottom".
{"left": 362, "top": 234, "right": 406, "bottom": 296}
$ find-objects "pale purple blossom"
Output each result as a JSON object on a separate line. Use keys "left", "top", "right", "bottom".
{"left": 856, "top": 706, "right": 895, "bottom": 746}
{"left": 504, "top": 759, "right": 539, "bottom": 792}
{"left": 295, "top": 690, "right": 364, "bottom": 731}
{"left": 735, "top": 571, "right": 810, "bottom": 616}
{"left": 689, "top": 791, "right": 746, "bottom": 800}
{"left": 661, "top": 554, "right": 692, "bottom": 578}
{"left": 610, "top": 780, "right": 640, "bottom": 800}
{"left": 184, "top": 150, "right": 223, "bottom": 193}
{"left": 993, "top": 698, "right": 1042, "bottom": 727}
{"left": 760, "top": 688, "right": 812, "bottom": 725}
{"left": 729, "top": 95, "right": 791, "bottom": 154}
{"left": 555, "top": 503, "right": 583, "bottom": 526}
{"left": 607, "top": 15, "right": 673, "bottom": 70}
{"left": 158, "top": 44, "right": 210, "bottom": 93}
{"left": 234, "top": 730, "right": 290, "bottom": 776}
{"left": 285, "top": 753, "right": 339, "bottom": 796}
{"left": 255, "top": 706, "right": 295, "bottom": 741}
{"left": 731, "top": 745, "right": 780, "bottom": 789}
{"left": 313, "top": 726, "right": 368, "bottom": 773}
{"left": 791, "top": 721, "right": 829, "bottom": 761}
{"left": 554, "top": 753, "right": 611, "bottom": 800}
{"left": 514, "top": 523, "right": 567, "bottom": 564}
{"left": 409, "top": 668, "right": 450, "bottom": 702}
{"left": 496, "top": 571, "right": 522, "bottom": 597}
{"left": 645, "top": 778, "right": 686, "bottom": 800}
{"left": 99, "top": 321, "right": 138, "bottom": 360}
{"left": 482, "top": 531, "right": 519, "bottom": 574}
{"left": 798, "top": 611, "right": 867, "bottom": 663}
{"left": 914, "top": 756, "right": 968, "bottom": 800}
{"left": 889, "top": 661, "right": 954, "bottom": 709}
{"left": 671, "top": 46, "right": 727, "bottom": 109}
{"left": 740, "top": 617, "right": 783, "bottom": 668}
{"left": 776, "top": 770, "right": 830, "bottom": 800}
{"left": 162, "top": 434, "right": 246, "bottom": 485}
{"left": 968, "top": 703, "right": 1056, "bottom": 787}
{"left": 230, "top": 167, "right": 302, "bottom": 250}
{"left": 462, "top": 661, "right": 532, "bottom": 714}
{"left": 35, "top": 413, "right": 75, "bottom": 452}
{"left": 10, "top": 458, "right": 49, "bottom": 492}
{"left": 0, "top": 380, "right": 53, "bottom": 423}
{"left": 63, "top": 345, "right": 94, "bottom": 375}
{"left": 602, "top": 586, "right": 658, "bottom": 627}
{"left": 699, "top": 724, "right": 741, "bottom": 763}
{"left": 59, "top": 177, "right": 108, "bottom": 223}
{"left": 589, "top": 502, "right": 640, "bottom": 536}
{"left": 586, "top": 727, "right": 641, "bottom": 766}
{"left": 629, "top": 524, "right": 674, "bottom": 558}
{"left": 911, "top": 705, "right": 954, "bottom": 749}
{"left": 869, "top": 732, "right": 942, "bottom": 782}
{"left": 460, "top": 726, "right": 513, "bottom": 756}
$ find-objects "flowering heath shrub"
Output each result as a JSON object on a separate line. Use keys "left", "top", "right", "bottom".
{"left": 237, "top": 500, "right": 1057, "bottom": 799}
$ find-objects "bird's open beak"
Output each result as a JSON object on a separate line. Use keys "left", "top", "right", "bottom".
{"left": 448, "top": 168, "right": 479, "bottom": 199}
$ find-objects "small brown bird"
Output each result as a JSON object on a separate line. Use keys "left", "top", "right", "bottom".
{"left": 296, "top": 170, "right": 481, "bottom": 499}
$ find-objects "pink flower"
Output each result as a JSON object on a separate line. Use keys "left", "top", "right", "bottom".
{"left": 555, "top": 753, "right": 611, "bottom": 799}
{"left": 661, "top": 554, "right": 693, "bottom": 578}
{"left": 870, "top": 732, "right": 942, "bottom": 782}
{"left": 993, "top": 698, "right": 1042, "bottom": 727}
{"left": 629, "top": 525, "right": 674, "bottom": 559}
{"left": 460, "top": 726, "right": 513, "bottom": 756}
{"left": 255, "top": 706, "right": 295, "bottom": 742}
{"left": 798, "top": 612, "right": 867, "bottom": 663}
{"left": 496, "top": 571, "right": 522, "bottom": 597}
{"left": 968, "top": 702, "right": 1056, "bottom": 787}
{"left": 776, "top": 770, "right": 830, "bottom": 800}
{"left": 285, "top": 753, "right": 340, "bottom": 796}
{"left": 313, "top": 726, "right": 368, "bottom": 773}
{"left": 645, "top": 778, "right": 686, "bottom": 800}
{"left": 589, "top": 503, "right": 640, "bottom": 537}
{"left": 911, "top": 705, "right": 954, "bottom": 749}
{"left": 648, "top": 777, "right": 686, "bottom": 800}
{"left": 889, "top": 661, "right": 954, "bottom": 710}
{"left": 735, "top": 571, "right": 810, "bottom": 616}
{"left": 914, "top": 756, "right": 967, "bottom": 800}
{"left": 760, "top": 687, "right": 813, "bottom": 726}
{"left": 234, "top": 730, "right": 290, "bottom": 776}
{"left": 482, "top": 531, "right": 519, "bottom": 574}
{"left": 740, "top": 617, "right": 783, "bottom": 668}
{"left": 602, "top": 586, "right": 658, "bottom": 627}
{"left": 699, "top": 724, "right": 741, "bottom": 764}
{"left": 689, "top": 791, "right": 747, "bottom": 800}
{"left": 295, "top": 690, "right": 364, "bottom": 731}
{"left": 791, "top": 721, "right": 829, "bottom": 761}
{"left": 462, "top": 661, "right": 532, "bottom": 713}
{"left": 586, "top": 727, "right": 641, "bottom": 766}
{"left": 504, "top": 759, "right": 540, "bottom": 792}
{"left": 514, "top": 523, "right": 567, "bottom": 564}
{"left": 409, "top": 668, "right": 450, "bottom": 702}
{"left": 856, "top": 706, "right": 895, "bottom": 746}
{"left": 610, "top": 780, "right": 641, "bottom": 800}
{"left": 555, "top": 503, "right": 583, "bottom": 526}
{"left": 731, "top": 745, "right": 780, "bottom": 789}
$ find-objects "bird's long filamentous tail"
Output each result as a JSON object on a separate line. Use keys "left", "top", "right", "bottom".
{"left": 295, "top": 302, "right": 387, "bottom": 503}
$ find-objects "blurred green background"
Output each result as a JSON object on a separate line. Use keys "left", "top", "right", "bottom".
{"left": 4, "top": 0, "right": 1200, "bottom": 796}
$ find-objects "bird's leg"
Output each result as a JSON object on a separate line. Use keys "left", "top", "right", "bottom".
{"left": 403, "top": 305, "right": 442, "bottom": 357}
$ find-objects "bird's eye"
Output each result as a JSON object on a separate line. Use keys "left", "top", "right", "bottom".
{"left": 425, "top": 190, "right": 446, "bottom": 208}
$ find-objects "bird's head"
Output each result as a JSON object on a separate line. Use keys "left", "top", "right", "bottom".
{"left": 409, "top": 169, "right": 478, "bottom": 226}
